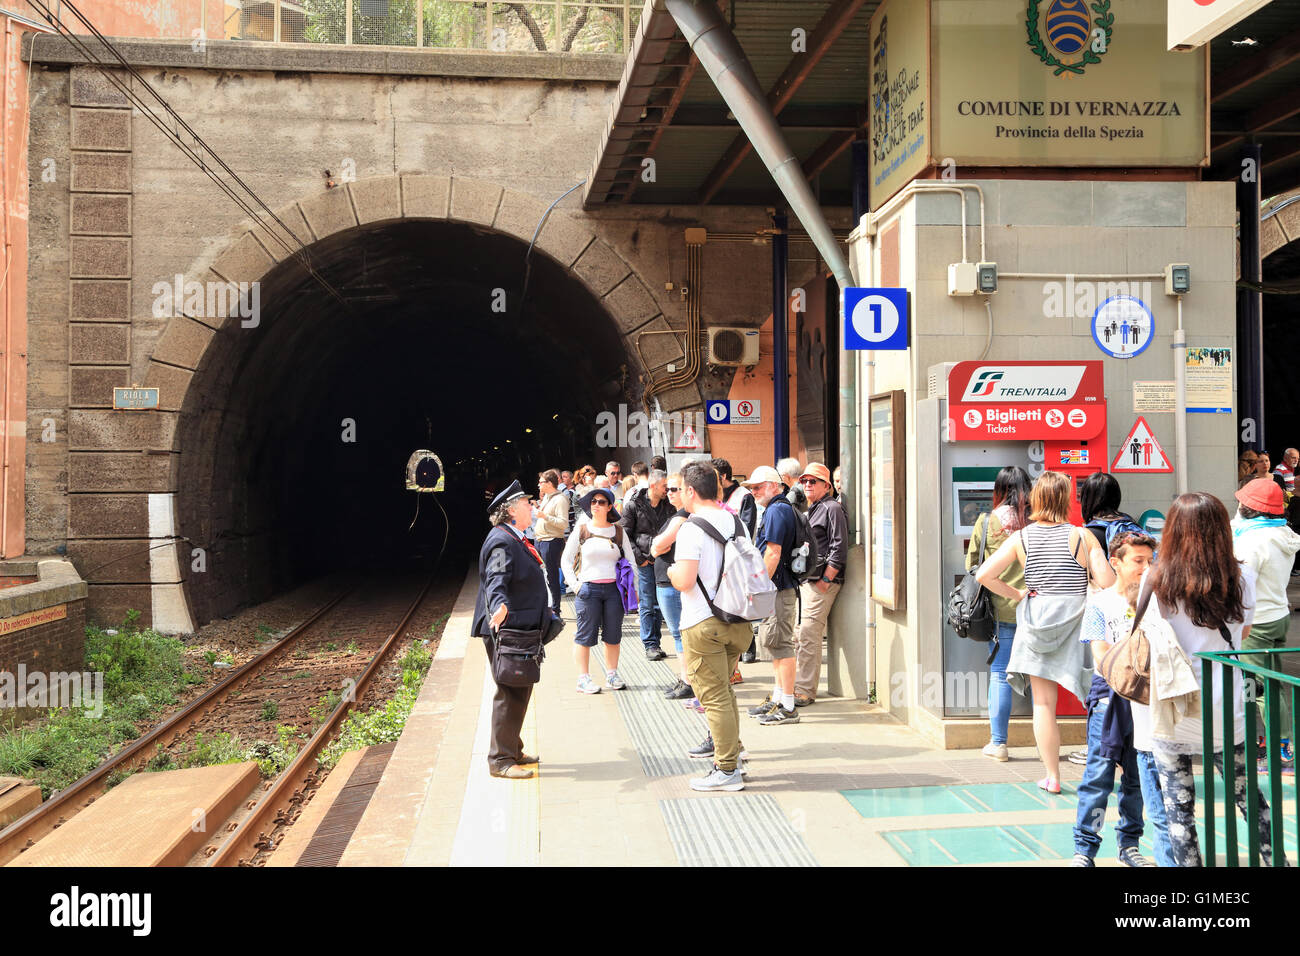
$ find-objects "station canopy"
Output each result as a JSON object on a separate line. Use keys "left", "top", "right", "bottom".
{"left": 583, "top": 0, "right": 1300, "bottom": 209}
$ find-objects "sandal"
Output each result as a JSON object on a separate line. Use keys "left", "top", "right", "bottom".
{"left": 1037, "top": 776, "right": 1061, "bottom": 794}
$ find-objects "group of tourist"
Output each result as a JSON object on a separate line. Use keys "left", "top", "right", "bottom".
{"left": 972, "top": 469, "right": 1297, "bottom": 867}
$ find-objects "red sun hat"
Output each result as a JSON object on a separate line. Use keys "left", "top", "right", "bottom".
{"left": 1235, "top": 477, "right": 1284, "bottom": 514}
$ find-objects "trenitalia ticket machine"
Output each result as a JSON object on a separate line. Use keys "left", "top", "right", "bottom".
{"left": 918, "top": 361, "right": 1107, "bottom": 719}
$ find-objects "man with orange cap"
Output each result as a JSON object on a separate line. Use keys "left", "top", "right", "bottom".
{"left": 792, "top": 463, "right": 848, "bottom": 706}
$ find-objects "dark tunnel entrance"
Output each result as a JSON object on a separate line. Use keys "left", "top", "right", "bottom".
{"left": 176, "top": 218, "right": 636, "bottom": 626}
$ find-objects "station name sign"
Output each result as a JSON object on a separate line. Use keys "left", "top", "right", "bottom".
{"left": 948, "top": 361, "right": 1107, "bottom": 441}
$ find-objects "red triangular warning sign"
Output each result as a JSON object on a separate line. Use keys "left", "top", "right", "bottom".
{"left": 674, "top": 425, "right": 702, "bottom": 450}
{"left": 1110, "top": 417, "right": 1172, "bottom": 473}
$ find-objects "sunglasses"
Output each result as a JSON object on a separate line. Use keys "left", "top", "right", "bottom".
{"left": 667, "top": 486, "right": 680, "bottom": 492}
{"left": 591, "top": 499, "right": 610, "bottom": 507}
{"left": 800, "top": 478, "right": 822, "bottom": 486}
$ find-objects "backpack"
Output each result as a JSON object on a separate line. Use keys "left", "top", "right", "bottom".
{"left": 946, "top": 514, "right": 996, "bottom": 646}
{"left": 1085, "top": 514, "right": 1144, "bottom": 552}
{"left": 766, "top": 496, "right": 820, "bottom": 584}
{"left": 575, "top": 523, "right": 624, "bottom": 573}
{"left": 687, "top": 513, "right": 777, "bottom": 623}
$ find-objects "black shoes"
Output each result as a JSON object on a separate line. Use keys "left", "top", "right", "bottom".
{"left": 646, "top": 645, "right": 668, "bottom": 661}
{"left": 664, "top": 679, "right": 694, "bottom": 700}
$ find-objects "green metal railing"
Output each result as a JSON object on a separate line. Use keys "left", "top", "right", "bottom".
{"left": 1196, "top": 647, "right": 1299, "bottom": 867}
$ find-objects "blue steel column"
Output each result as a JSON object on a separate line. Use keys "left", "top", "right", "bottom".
{"left": 773, "top": 211, "right": 789, "bottom": 461}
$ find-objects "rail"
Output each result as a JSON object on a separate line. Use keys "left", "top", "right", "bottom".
{"left": 1195, "top": 646, "right": 1299, "bottom": 867}
{"left": 217, "top": 0, "right": 641, "bottom": 54}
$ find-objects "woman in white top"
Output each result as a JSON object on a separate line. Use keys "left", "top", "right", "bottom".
{"left": 562, "top": 488, "right": 638, "bottom": 695}
{"left": 1143, "top": 491, "right": 1280, "bottom": 867}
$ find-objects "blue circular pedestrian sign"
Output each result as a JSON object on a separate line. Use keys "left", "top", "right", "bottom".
{"left": 1092, "top": 295, "right": 1153, "bottom": 359}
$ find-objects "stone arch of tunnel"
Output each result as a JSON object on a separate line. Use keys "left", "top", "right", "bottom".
{"left": 150, "top": 183, "right": 694, "bottom": 629}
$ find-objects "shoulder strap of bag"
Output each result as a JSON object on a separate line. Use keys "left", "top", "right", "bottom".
{"left": 687, "top": 513, "right": 740, "bottom": 598}
{"left": 1218, "top": 624, "right": 1235, "bottom": 649}
{"left": 1129, "top": 575, "right": 1155, "bottom": 638}
{"left": 978, "top": 513, "right": 990, "bottom": 563}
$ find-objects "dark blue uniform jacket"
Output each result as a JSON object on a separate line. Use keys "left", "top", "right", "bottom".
{"left": 472, "top": 524, "right": 550, "bottom": 639}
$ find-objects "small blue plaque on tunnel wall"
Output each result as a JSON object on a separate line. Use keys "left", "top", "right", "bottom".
{"left": 113, "top": 387, "right": 159, "bottom": 410}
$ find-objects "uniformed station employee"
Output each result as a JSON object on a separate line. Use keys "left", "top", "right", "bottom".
{"left": 472, "top": 479, "right": 551, "bottom": 779}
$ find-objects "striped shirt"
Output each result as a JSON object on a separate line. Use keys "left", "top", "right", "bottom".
{"left": 1021, "top": 523, "right": 1088, "bottom": 595}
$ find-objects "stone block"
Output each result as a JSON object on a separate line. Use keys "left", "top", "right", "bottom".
{"left": 211, "top": 233, "right": 275, "bottom": 286}
{"left": 250, "top": 203, "right": 314, "bottom": 263}
{"left": 70, "top": 194, "right": 131, "bottom": 236}
{"left": 69, "top": 323, "right": 130, "bottom": 365}
{"left": 142, "top": 362, "right": 194, "bottom": 412}
{"left": 401, "top": 174, "right": 450, "bottom": 219}
{"left": 70, "top": 151, "right": 132, "bottom": 193}
{"left": 298, "top": 187, "right": 359, "bottom": 240}
{"left": 627, "top": 316, "right": 685, "bottom": 371}
{"left": 66, "top": 539, "right": 152, "bottom": 584}
{"left": 85, "top": 584, "right": 154, "bottom": 630}
{"left": 448, "top": 178, "right": 503, "bottom": 227}
{"left": 656, "top": 381, "right": 702, "bottom": 415}
{"left": 70, "top": 410, "right": 177, "bottom": 451}
{"left": 69, "top": 366, "right": 130, "bottom": 408}
{"left": 997, "top": 181, "right": 1093, "bottom": 227}
{"left": 533, "top": 211, "right": 594, "bottom": 269}
{"left": 69, "top": 237, "right": 130, "bottom": 278}
{"left": 150, "top": 314, "right": 214, "bottom": 370}
{"left": 572, "top": 239, "right": 631, "bottom": 298}
{"left": 350, "top": 176, "right": 402, "bottom": 225}
{"left": 70, "top": 109, "right": 131, "bottom": 151}
{"left": 68, "top": 494, "right": 150, "bottom": 538}
{"left": 1275, "top": 200, "right": 1300, "bottom": 244}
{"left": 67, "top": 452, "right": 174, "bottom": 493}
{"left": 493, "top": 189, "right": 550, "bottom": 245}
{"left": 70, "top": 280, "right": 131, "bottom": 322}
{"left": 602, "top": 275, "right": 659, "bottom": 332}
{"left": 1093, "top": 182, "right": 1186, "bottom": 228}
{"left": 1187, "top": 181, "right": 1234, "bottom": 228}
{"left": 1260, "top": 217, "right": 1285, "bottom": 271}
{"left": 69, "top": 68, "right": 130, "bottom": 108}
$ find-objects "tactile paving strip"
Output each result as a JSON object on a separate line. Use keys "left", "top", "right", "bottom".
{"left": 659, "top": 793, "right": 819, "bottom": 867}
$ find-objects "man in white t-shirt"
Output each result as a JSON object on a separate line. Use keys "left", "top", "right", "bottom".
{"left": 668, "top": 461, "right": 754, "bottom": 792}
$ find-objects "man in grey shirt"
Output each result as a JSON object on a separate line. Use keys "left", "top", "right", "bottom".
{"left": 793, "top": 463, "right": 847, "bottom": 705}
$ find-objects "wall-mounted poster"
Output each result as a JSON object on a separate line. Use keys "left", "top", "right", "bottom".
{"left": 870, "top": 390, "right": 907, "bottom": 610}
{"left": 1185, "top": 346, "right": 1232, "bottom": 413}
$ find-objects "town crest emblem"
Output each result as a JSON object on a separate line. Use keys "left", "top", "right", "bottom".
{"left": 1026, "top": 0, "right": 1113, "bottom": 75}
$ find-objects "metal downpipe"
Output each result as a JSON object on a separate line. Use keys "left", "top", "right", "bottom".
{"left": 661, "top": 0, "right": 856, "bottom": 503}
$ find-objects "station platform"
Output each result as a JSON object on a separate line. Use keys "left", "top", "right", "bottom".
{"left": 336, "top": 572, "right": 1297, "bottom": 868}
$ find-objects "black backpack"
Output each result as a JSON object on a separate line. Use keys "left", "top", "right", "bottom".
{"left": 946, "top": 515, "right": 996, "bottom": 647}
{"left": 785, "top": 500, "right": 821, "bottom": 585}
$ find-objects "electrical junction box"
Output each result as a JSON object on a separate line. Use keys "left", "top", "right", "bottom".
{"left": 1165, "top": 263, "right": 1190, "bottom": 295}
{"left": 947, "top": 262, "right": 977, "bottom": 296}
{"left": 977, "top": 262, "right": 998, "bottom": 294}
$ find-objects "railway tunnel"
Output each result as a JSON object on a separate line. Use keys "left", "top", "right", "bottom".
{"left": 176, "top": 217, "right": 635, "bottom": 626}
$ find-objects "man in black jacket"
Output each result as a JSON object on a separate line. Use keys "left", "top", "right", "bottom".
{"left": 472, "top": 480, "right": 552, "bottom": 779}
{"left": 621, "top": 469, "right": 675, "bottom": 660}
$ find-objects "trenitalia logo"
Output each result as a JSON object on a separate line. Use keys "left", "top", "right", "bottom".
{"left": 959, "top": 365, "right": 1087, "bottom": 402}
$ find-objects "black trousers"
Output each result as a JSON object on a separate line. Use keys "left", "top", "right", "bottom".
{"left": 483, "top": 637, "right": 534, "bottom": 772}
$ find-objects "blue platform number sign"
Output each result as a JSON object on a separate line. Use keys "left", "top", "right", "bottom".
{"left": 706, "top": 400, "right": 731, "bottom": 425}
{"left": 844, "top": 287, "right": 908, "bottom": 351}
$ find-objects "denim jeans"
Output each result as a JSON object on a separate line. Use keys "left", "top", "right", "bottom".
{"left": 988, "top": 621, "right": 1015, "bottom": 745}
{"left": 1135, "top": 750, "right": 1175, "bottom": 867}
{"left": 635, "top": 563, "right": 663, "bottom": 649}
{"left": 574, "top": 581, "right": 624, "bottom": 647}
{"left": 1073, "top": 698, "right": 1144, "bottom": 858}
{"left": 537, "top": 538, "right": 564, "bottom": 615}
{"left": 656, "top": 584, "right": 683, "bottom": 654}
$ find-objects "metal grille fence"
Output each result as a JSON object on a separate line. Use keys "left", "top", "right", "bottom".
{"left": 223, "top": 1, "right": 640, "bottom": 53}
{"left": 1196, "top": 647, "right": 1299, "bottom": 867}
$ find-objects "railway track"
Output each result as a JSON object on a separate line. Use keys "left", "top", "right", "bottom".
{"left": 0, "top": 571, "right": 452, "bottom": 867}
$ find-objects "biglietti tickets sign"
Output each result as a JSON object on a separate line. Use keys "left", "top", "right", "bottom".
{"left": 948, "top": 361, "right": 1107, "bottom": 441}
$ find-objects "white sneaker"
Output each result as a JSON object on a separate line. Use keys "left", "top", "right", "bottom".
{"left": 576, "top": 674, "right": 601, "bottom": 695}
{"left": 689, "top": 765, "right": 745, "bottom": 792}
{"left": 605, "top": 670, "right": 626, "bottom": 690}
{"left": 982, "top": 741, "right": 1009, "bottom": 762}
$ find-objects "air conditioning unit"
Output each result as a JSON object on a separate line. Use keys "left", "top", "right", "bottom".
{"left": 706, "top": 327, "right": 760, "bottom": 367}
{"left": 928, "top": 362, "right": 959, "bottom": 399}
